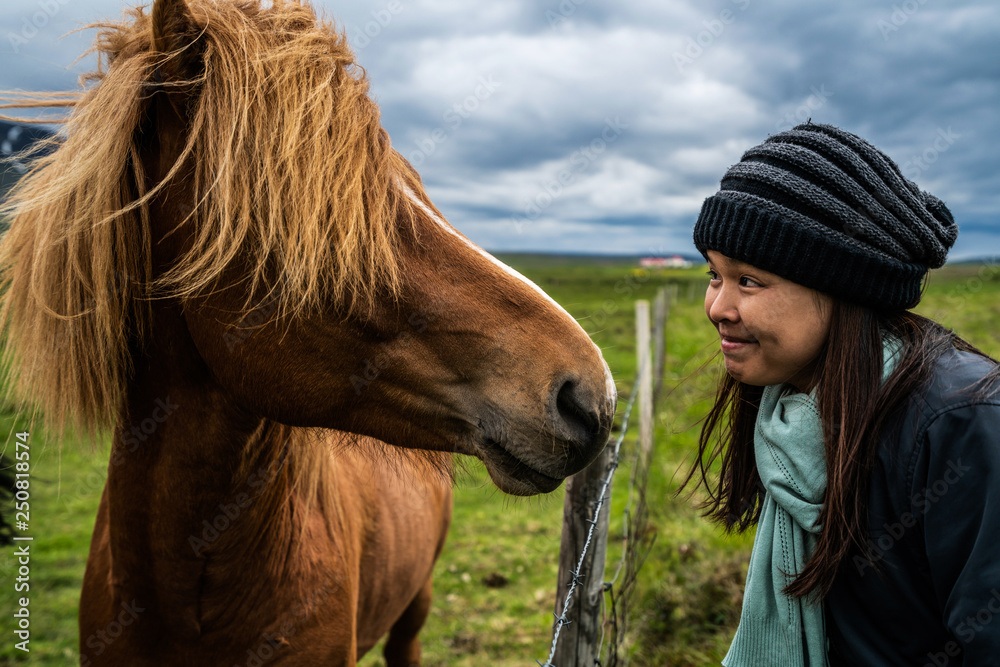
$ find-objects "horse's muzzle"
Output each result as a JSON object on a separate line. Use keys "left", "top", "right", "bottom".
{"left": 548, "top": 372, "right": 616, "bottom": 475}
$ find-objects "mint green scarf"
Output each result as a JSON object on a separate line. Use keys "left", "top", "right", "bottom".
{"left": 723, "top": 338, "right": 901, "bottom": 667}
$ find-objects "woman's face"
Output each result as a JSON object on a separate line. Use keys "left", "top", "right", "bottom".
{"left": 704, "top": 250, "right": 833, "bottom": 392}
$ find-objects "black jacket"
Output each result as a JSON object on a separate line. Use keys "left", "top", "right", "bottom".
{"left": 827, "top": 347, "right": 1000, "bottom": 666}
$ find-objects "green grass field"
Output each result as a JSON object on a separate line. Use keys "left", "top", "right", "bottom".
{"left": 2, "top": 255, "right": 999, "bottom": 666}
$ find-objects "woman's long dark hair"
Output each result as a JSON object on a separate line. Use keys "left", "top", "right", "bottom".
{"left": 682, "top": 302, "right": 1000, "bottom": 599}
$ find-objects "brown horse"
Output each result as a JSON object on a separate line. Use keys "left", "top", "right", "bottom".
{"left": 0, "top": 1, "right": 616, "bottom": 665}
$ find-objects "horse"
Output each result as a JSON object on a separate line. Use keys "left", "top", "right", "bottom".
{"left": 0, "top": 1, "right": 617, "bottom": 665}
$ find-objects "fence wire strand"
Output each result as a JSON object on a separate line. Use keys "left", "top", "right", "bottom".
{"left": 538, "top": 364, "right": 645, "bottom": 667}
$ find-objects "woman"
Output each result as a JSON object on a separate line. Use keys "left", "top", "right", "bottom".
{"left": 685, "top": 122, "right": 1000, "bottom": 666}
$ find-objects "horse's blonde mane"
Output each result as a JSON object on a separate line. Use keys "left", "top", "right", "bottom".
{"left": 0, "top": 0, "right": 424, "bottom": 434}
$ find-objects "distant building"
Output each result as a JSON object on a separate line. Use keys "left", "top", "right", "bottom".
{"left": 639, "top": 255, "right": 692, "bottom": 269}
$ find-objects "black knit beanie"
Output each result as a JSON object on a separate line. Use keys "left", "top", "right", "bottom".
{"left": 692, "top": 122, "right": 958, "bottom": 309}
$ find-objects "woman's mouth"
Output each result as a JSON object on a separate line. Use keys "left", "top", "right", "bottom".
{"left": 719, "top": 334, "right": 757, "bottom": 353}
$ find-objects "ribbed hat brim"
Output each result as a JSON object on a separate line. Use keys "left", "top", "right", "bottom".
{"left": 694, "top": 195, "right": 927, "bottom": 310}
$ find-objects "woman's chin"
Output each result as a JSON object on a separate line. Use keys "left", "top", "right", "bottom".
{"left": 723, "top": 360, "right": 768, "bottom": 387}
{"left": 724, "top": 358, "right": 749, "bottom": 382}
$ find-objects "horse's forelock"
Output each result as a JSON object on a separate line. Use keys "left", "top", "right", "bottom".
{"left": 157, "top": 0, "right": 414, "bottom": 315}
{"left": 0, "top": 0, "right": 415, "bottom": 435}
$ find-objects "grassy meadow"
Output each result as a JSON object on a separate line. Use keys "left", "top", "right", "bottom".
{"left": 2, "top": 255, "right": 999, "bottom": 666}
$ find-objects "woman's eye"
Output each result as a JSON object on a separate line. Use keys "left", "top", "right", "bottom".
{"left": 740, "top": 276, "right": 762, "bottom": 288}
{"left": 706, "top": 269, "right": 719, "bottom": 281}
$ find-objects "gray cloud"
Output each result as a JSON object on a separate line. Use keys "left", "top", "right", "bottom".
{"left": 2, "top": 0, "right": 997, "bottom": 258}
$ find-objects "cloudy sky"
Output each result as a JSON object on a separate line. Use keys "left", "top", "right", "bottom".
{"left": 2, "top": 0, "right": 998, "bottom": 258}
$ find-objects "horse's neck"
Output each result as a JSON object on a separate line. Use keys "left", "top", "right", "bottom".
{"left": 105, "top": 299, "right": 302, "bottom": 636}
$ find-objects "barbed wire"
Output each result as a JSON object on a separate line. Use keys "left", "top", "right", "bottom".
{"left": 607, "top": 419, "right": 643, "bottom": 589}
{"left": 601, "top": 365, "right": 665, "bottom": 665}
{"left": 537, "top": 364, "right": 646, "bottom": 667}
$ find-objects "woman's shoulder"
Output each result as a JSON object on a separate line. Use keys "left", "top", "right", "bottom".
{"left": 887, "top": 346, "right": 1000, "bottom": 488}
{"left": 880, "top": 346, "right": 1000, "bottom": 482}
{"left": 913, "top": 346, "right": 1000, "bottom": 418}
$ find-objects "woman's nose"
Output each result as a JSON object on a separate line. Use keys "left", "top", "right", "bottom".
{"left": 706, "top": 284, "right": 739, "bottom": 324}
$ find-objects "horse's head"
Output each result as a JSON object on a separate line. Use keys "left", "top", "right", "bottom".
{"left": 2, "top": 0, "right": 616, "bottom": 496}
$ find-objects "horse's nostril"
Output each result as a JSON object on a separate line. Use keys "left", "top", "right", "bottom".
{"left": 555, "top": 379, "right": 601, "bottom": 444}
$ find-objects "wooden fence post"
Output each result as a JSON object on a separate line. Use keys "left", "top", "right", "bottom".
{"left": 604, "top": 301, "right": 656, "bottom": 666}
{"left": 636, "top": 300, "right": 654, "bottom": 470}
{"left": 550, "top": 300, "right": 655, "bottom": 666}
{"left": 552, "top": 443, "right": 615, "bottom": 666}
{"left": 652, "top": 288, "right": 667, "bottom": 400}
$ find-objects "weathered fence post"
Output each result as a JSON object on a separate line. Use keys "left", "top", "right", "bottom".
{"left": 549, "top": 300, "right": 656, "bottom": 666}
{"left": 604, "top": 301, "right": 656, "bottom": 667}
{"left": 652, "top": 288, "right": 668, "bottom": 400}
{"left": 552, "top": 438, "right": 615, "bottom": 665}
{"left": 636, "top": 300, "right": 654, "bottom": 472}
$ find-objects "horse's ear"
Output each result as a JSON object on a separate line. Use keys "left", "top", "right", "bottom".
{"left": 150, "top": 0, "right": 203, "bottom": 81}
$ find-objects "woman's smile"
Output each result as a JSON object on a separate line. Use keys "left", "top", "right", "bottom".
{"left": 719, "top": 329, "right": 758, "bottom": 353}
